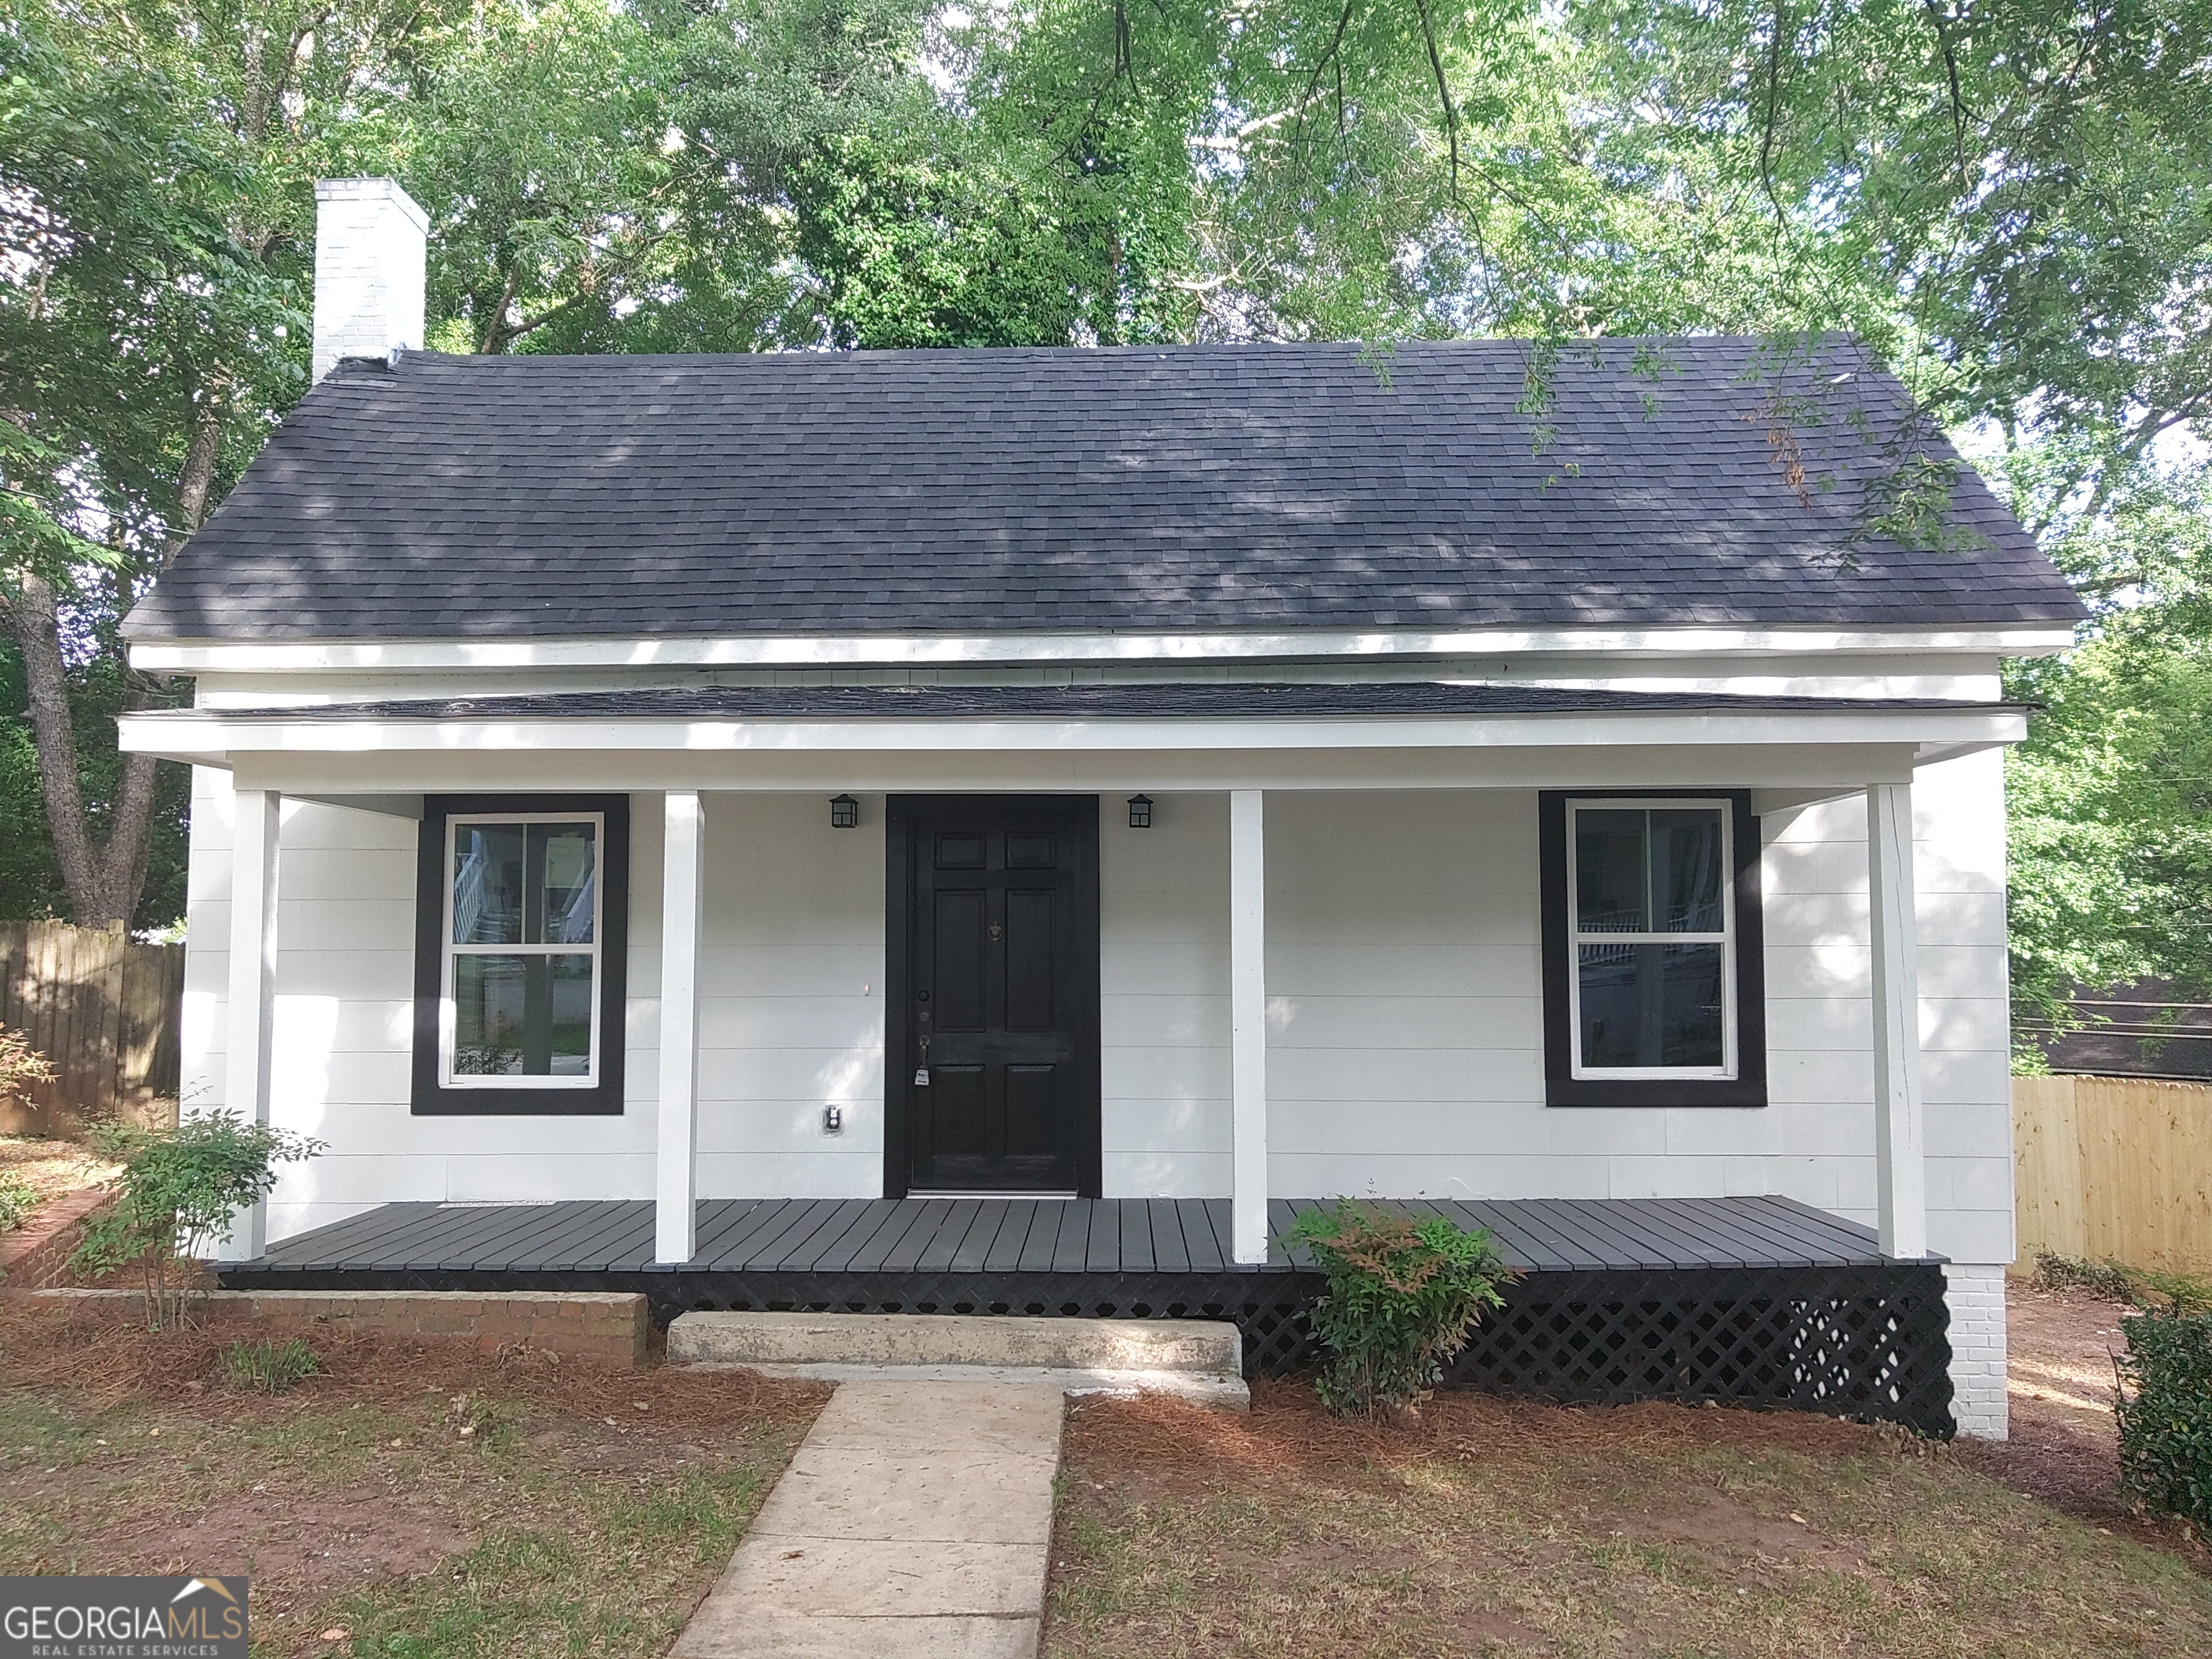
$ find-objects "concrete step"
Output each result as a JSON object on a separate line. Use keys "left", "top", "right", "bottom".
{"left": 667, "top": 1311, "right": 1249, "bottom": 1410}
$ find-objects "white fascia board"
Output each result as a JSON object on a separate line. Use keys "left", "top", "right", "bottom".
{"left": 125, "top": 623, "right": 2080, "bottom": 674}
{"left": 228, "top": 742, "right": 1929, "bottom": 796}
{"left": 117, "top": 706, "right": 2028, "bottom": 766}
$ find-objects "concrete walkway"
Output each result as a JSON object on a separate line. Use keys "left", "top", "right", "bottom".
{"left": 670, "top": 1381, "right": 1065, "bottom": 1658}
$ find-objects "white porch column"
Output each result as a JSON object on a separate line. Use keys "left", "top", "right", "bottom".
{"left": 221, "top": 787, "right": 280, "bottom": 1262}
{"left": 1229, "top": 788, "right": 1268, "bottom": 1265}
{"left": 1867, "top": 781, "right": 1929, "bottom": 1261}
{"left": 655, "top": 790, "right": 706, "bottom": 1264}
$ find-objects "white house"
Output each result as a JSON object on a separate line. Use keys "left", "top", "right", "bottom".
{"left": 117, "top": 178, "right": 2082, "bottom": 1439}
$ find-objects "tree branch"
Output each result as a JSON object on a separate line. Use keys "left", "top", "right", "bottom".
{"left": 1413, "top": 0, "right": 1461, "bottom": 203}
{"left": 1759, "top": 0, "right": 1789, "bottom": 225}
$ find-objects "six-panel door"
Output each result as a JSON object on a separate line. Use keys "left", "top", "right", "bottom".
{"left": 893, "top": 796, "right": 1100, "bottom": 1195}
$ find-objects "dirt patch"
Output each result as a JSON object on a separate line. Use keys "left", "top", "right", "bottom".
{"left": 0, "top": 1134, "right": 116, "bottom": 1218}
{"left": 107, "top": 1489, "right": 477, "bottom": 1591}
{"left": 2008, "top": 1279, "right": 2132, "bottom": 1426}
{"left": 1624, "top": 1493, "right": 1874, "bottom": 1578}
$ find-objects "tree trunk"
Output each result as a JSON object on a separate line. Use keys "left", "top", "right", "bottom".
{"left": 171, "top": 402, "right": 223, "bottom": 557}
{"left": 8, "top": 398, "right": 217, "bottom": 931}
{"left": 5, "top": 573, "right": 159, "bottom": 927}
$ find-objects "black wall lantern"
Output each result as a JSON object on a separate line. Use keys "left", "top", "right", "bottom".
{"left": 1127, "top": 793, "right": 1153, "bottom": 830}
{"left": 829, "top": 793, "right": 860, "bottom": 830}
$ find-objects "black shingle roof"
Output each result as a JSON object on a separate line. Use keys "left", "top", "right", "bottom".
{"left": 122, "top": 338, "right": 2084, "bottom": 642}
{"left": 142, "top": 683, "right": 2022, "bottom": 723}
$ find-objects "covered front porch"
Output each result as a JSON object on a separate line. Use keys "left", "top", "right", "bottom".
{"left": 122, "top": 679, "right": 2018, "bottom": 1272}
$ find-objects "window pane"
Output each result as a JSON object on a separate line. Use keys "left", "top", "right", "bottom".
{"left": 1574, "top": 809, "right": 1647, "bottom": 932}
{"left": 1578, "top": 942, "right": 1726, "bottom": 1069}
{"left": 453, "top": 953, "right": 595, "bottom": 1079}
{"left": 545, "top": 953, "right": 594, "bottom": 1075}
{"left": 453, "top": 824, "right": 526, "bottom": 945}
{"left": 534, "top": 824, "right": 597, "bottom": 945}
{"left": 454, "top": 953, "right": 528, "bottom": 1074}
{"left": 1649, "top": 809, "right": 1726, "bottom": 932}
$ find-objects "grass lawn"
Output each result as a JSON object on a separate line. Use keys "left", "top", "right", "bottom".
{"left": 0, "top": 1300, "right": 824, "bottom": 1658}
{"left": 1047, "top": 1375, "right": 2212, "bottom": 1659}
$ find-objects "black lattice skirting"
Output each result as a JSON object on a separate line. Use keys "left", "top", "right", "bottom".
{"left": 1437, "top": 1264, "right": 1954, "bottom": 1437}
{"left": 225, "top": 1259, "right": 1954, "bottom": 1437}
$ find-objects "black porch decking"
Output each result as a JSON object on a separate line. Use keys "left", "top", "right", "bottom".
{"left": 216, "top": 1193, "right": 1953, "bottom": 1435}
{"left": 226, "top": 1193, "right": 1888, "bottom": 1280}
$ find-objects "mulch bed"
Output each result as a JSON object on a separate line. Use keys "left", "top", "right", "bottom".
{"left": 0, "top": 1292, "right": 822, "bottom": 1427}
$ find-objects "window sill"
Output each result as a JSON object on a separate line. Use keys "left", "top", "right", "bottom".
{"left": 1546, "top": 1077, "right": 1768, "bottom": 1108}
{"left": 411, "top": 1088, "right": 626, "bottom": 1117}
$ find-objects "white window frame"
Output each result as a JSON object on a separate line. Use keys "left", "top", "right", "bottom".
{"left": 440, "top": 811, "right": 606, "bottom": 1090}
{"left": 1563, "top": 798, "right": 1737, "bottom": 1082}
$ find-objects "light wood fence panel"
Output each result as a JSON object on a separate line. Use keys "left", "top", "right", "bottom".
{"left": 2014, "top": 1074, "right": 2212, "bottom": 1274}
{"left": 0, "top": 920, "right": 183, "bottom": 1133}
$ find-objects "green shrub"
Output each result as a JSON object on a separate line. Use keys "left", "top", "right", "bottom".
{"left": 1284, "top": 1200, "right": 1519, "bottom": 1418}
{"left": 2116, "top": 1307, "right": 2212, "bottom": 1529}
{"left": 71, "top": 1111, "right": 322, "bottom": 1328}
{"left": 0, "top": 1174, "right": 35, "bottom": 1232}
{"left": 218, "top": 1336, "right": 320, "bottom": 1393}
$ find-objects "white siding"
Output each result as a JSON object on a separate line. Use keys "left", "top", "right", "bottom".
{"left": 695, "top": 792, "right": 884, "bottom": 1197}
{"left": 1103, "top": 793, "right": 1232, "bottom": 1196}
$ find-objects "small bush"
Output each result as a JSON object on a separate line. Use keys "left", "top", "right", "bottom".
{"left": 71, "top": 1111, "right": 323, "bottom": 1328}
{"left": 218, "top": 1336, "right": 321, "bottom": 1393}
{"left": 0, "top": 1027, "right": 57, "bottom": 1109}
{"left": 2116, "top": 1307, "right": 2212, "bottom": 1529}
{"left": 0, "top": 1174, "right": 35, "bottom": 1232}
{"left": 1285, "top": 1200, "right": 1519, "bottom": 1418}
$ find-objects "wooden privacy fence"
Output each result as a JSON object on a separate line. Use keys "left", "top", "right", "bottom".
{"left": 0, "top": 920, "right": 182, "bottom": 1133}
{"left": 2014, "top": 1074, "right": 2212, "bottom": 1274}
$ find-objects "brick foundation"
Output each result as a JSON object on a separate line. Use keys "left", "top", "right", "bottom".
{"left": 1943, "top": 1263, "right": 2009, "bottom": 1441}
{"left": 0, "top": 1189, "right": 117, "bottom": 1290}
{"left": 29, "top": 1287, "right": 650, "bottom": 1368}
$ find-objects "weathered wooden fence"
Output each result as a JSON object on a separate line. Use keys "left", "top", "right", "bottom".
{"left": 0, "top": 920, "right": 183, "bottom": 1133}
{"left": 2014, "top": 1074, "right": 2212, "bottom": 1274}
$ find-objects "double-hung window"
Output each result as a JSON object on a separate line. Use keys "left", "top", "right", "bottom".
{"left": 1539, "top": 792, "right": 1766, "bottom": 1107}
{"left": 413, "top": 794, "right": 630, "bottom": 1115}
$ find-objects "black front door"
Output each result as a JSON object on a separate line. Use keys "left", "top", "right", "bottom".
{"left": 887, "top": 796, "right": 1100, "bottom": 1196}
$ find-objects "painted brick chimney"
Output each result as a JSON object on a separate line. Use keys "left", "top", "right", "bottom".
{"left": 311, "top": 177, "right": 428, "bottom": 384}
